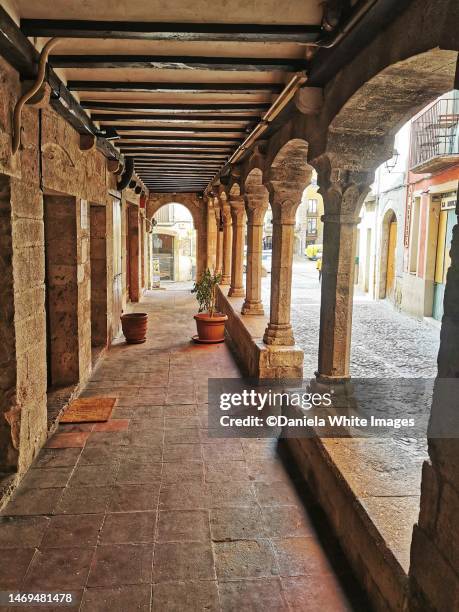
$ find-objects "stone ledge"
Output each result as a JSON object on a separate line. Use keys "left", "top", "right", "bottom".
{"left": 216, "top": 286, "right": 304, "bottom": 379}
{"left": 286, "top": 435, "right": 417, "bottom": 612}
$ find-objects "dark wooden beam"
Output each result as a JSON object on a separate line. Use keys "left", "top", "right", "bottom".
{"left": 107, "top": 127, "right": 247, "bottom": 135}
{"left": 97, "top": 117, "right": 255, "bottom": 125}
{"left": 119, "top": 145, "right": 234, "bottom": 151}
{"left": 21, "top": 19, "right": 321, "bottom": 43}
{"left": 127, "top": 153, "right": 228, "bottom": 159}
{"left": 118, "top": 138, "right": 242, "bottom": 144}
{"left": 0, "top": 7, "right": 37, "bottom": 77}
{"left": 82, "top": 101, "right": 270, "bottom": 113}
{"left": 68, "top": 81, "right": 283, "bottom": 93}
{"left": 51, "top": 54, "right": 308, "bottom": 72}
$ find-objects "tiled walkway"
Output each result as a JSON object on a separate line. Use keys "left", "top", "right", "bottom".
{"left": 1, "top": 289, "right": 369, "bottom": 611}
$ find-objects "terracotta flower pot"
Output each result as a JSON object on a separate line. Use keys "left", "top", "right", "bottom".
{"left": 194, "top": 312, "right": 228, "bottom": 343}
{"left": 121, "top": 312, "right": 148, "bottom": 344}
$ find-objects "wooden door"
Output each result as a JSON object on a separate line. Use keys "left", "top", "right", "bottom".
{"left": 385, "top": 221, "right": 397, "bottom": 298}
{"left": 112, "top": 199, "right": 123, "bottom": 338}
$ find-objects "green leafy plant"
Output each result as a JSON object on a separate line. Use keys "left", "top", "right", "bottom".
{"left": 191, "top": 268, "right": 222, "bottom": 317}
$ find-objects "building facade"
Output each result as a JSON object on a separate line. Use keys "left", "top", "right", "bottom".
{"left": 153, "top": 203, "right": 196, "bottom": 282}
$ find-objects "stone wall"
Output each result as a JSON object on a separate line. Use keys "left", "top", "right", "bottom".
{"left": 0, "top": 54, "right": 148, "bottom": 495}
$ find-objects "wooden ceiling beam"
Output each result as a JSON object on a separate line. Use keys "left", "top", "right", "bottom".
{"left": 68, "top": 81, "right": 283, "bottom": 93}
{"left": 21, "top": 19, "right": 321, "bottom": 43}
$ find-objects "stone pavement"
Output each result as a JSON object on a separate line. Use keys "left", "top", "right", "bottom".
{"left": 0, "top": 288, "right": 369, "bottom": 611}
{"left": 262, "top": 258, "right": 440, "bottom": 379}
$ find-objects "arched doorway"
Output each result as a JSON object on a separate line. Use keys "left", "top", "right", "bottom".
{"left": 152, "top": 203, "right": 196, "bottom": 284}
{"left": 377, "top": 208, "right": 398, "bottom": 301}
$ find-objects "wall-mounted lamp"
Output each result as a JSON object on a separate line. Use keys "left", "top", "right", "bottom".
{"left": 384, "top": 149, "right": 400, "bottom": 173}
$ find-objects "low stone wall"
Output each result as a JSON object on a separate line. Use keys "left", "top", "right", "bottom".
{"left": 216, "top": 286, "right": 303, "bottom": 379}
{"left": 286, "top": 436, "right": 409, "bottom": 612}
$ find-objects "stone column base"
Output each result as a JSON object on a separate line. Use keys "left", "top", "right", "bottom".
{"left": 228, "top": 286, "right": 245, "bottom": 297}
{"left": 216, "top": 286, "right": 303, "bottom": 379}
{"left": 241, "top": 300, "right": 265, "bottom": 316}
{"left": 263, "top": 323, "right": 295, "bottom": 346}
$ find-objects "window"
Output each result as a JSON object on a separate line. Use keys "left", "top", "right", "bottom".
{"left": 307, "top": 218, "right": 318, "bottom": 235}
{"left": 308, "top": 199, "right": 318, "bottom": 214}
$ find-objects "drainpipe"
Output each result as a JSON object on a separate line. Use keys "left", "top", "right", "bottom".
{"left": 12, "top": 38, "right": 61, "bottom": 155}
{"left": 206, "top": 0, "right": 379, "bottom": 191}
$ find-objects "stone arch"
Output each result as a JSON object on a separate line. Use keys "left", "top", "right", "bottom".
{"left": 147, "top": 193, "right": 206, "bottom": 278}
{"left": 322, "top": 48, "right": 458, "bottom": 172}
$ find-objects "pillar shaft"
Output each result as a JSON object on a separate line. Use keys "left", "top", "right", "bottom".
{"left": 312, "top": 160, "right": 372, "bottom": 381}
{"left": 221, "top": 205, "right": 232, "bottom": 285}
{"left": 242, "top": 194, "right": 268, "bottom": 315}
{"left": 263, "top": 204, "right": 297, "bottom": 345}
{"left": 228, "top": 197, "right": 246, "bottom": 297}
{"left": 206, "top": 199, "right": 217, "bottom": 272}
{"left": 215, "top": 209, "right": 223, "bottom": 275}
{"left": 317, "top": 214, "right": 359, "bottom": 380}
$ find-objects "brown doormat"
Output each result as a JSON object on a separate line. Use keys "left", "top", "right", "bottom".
{"left": 60, "top": 397, "right": 117, "bottom": 423}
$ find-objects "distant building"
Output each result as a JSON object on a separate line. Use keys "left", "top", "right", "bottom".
{"left": 357, "top": 92, "right": 459, "bottom": 322}
{"left": 153, "top": 204, "right": 196, "bottom": 281}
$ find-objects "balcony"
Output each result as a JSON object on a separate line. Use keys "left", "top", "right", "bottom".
{"left": 410, "top": 97, "right": 459, "bottom": 173}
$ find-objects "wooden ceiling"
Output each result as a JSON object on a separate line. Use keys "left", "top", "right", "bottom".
{"left": 12, "top": 0, "right": 324, "bottom": 193}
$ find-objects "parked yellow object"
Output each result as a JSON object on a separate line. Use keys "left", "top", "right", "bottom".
{"left": 305, "top": 244, "right": 323, "bottom": 260}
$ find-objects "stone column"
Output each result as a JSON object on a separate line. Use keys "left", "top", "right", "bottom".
{"left": 242, "top": 187, "right": 268, "bottom": 315}
{"left": 215, "top": 207, "right": 223, "bottom": 275}
{"left": 263, "top": 196, "right": 301, "bottom": 345}
{"left": 228, "top": 196, "right": 246, "bottom": 297}
{"left": 314, "top": 164, "right": 371, "bottom": 381}
{"left": 221, "top": 203, "right": 232, "bottom": 285}
{"left": 206, "top": 197, "right": 217, "bottom": 272}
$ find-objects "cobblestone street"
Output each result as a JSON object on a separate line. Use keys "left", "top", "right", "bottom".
{"left": 262, "top": 259, "right": 440, "bottom": 379}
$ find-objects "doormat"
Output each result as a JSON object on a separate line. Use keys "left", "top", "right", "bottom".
{"left": 60, "top": 397, "right": 117, "bottom": 423}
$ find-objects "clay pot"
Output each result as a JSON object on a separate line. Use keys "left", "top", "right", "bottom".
{"left": 121, "top": 312, "right": 148, "bottom": 344}
{"left": 194, "top": 313, "right": 228, "bottom": 343}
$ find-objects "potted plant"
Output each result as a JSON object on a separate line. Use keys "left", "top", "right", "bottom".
{"left": 191, "top": 269, "right": 228, "bottom": 343}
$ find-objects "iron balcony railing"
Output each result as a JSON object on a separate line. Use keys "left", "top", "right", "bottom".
{"left": 410, "top": 96, "right": 459, "bottom": 173}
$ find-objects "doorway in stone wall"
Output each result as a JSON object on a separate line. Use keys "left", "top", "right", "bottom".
{"left": 89, "top": 203, "right": 108, "bottom": 363}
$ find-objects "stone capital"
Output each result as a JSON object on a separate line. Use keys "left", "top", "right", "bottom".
{"left": 312, "top": 154, "right": 373, "bottom": 216}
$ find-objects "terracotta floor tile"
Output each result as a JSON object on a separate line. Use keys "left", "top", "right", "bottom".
{"left": 152, "top": 580, "right": 219, "bottom": 612}
{"left": 100, "top": 512, "right": 156, "bottom": 544}
{"left": 206, "top": 482, "right": 257, "bottom": 508}
{"left": 88, "top": 544, "right": 153, "bottom": 587}
{"left": 41, "top": 514, "right": 104, "bottom": 548}
{"left": 80, "top": 585, "right": 151, "bottom": 612}
{"left": 163, "top": 443, "right": 202, "bottom": 462}
{"left": 218, "top": 578, "right": 288, "bottom": 611}
{"left": 0, "top": 548, "right": 35, "bottom": 588}
{"left": 108, "top": 484, "right": 160, "bottom": 512}
{"left": 281, "top": 575, "right": 357, "bottom": 611}
{"left": 153, "top": 542, "right": 215, "bottom": 583}
{"left": 34, "top": 447, "right": 82, "bottom": 468}
{"left": 78, "top": 446, "right": 124, "bottom": 466}
{"left": 46, "top": 432, "right": 90, "bottom": 449}
{"left": 0, "top": 516, "right": 50, "bottom": 548}
{"left": 24, "top": 547, "right": 94, "bottom": 589}
{"left": 254, "top": 481, "right": 303, "bottom": 507}
{"left": 210, "top": 507, "right": 266, "bottom": 541}
{"left": 272, "top": 537, "right": 334, "bottom": 577}
{"left": 157, "top": 510, "right": 210, "bottom": 543}
{"left": 262, "top": 506, "right": 315, "bottom": 539}
{"left": 70, "top": 464, "right": 119, "bottom": 487}
{"left": 164, "top": 428, "right": 201, "bottom": 445}
{"left": 85, "top": 432, "right": 128, "bottom": 447}
{"left": 202, "top": 442, "right": 244, "bottom": 462}
{"left": 20, "top": 467, "right": 73, "bottom": 490}
{"left": 1, "top": 487, "right": 63, "bottom": 516}
{"left": 116, "top": 461, "right": 162, "bottom": 484}
{"left": 161, "top": 461, "right": 204, "bottom": 484}
{"left": 213, "top": 539, "right": 278, "bottom": 580}
{"left": 159, "top": 482, "right": 209, "bottom": 510}
{"left": 204, "top": 460, "right": 249, "bottom": 483}
{"left": 55, "top": 486, "right": 112, "bottom": 515}
{"left": 93, "top": 419, "right": 130, "bottom": 432}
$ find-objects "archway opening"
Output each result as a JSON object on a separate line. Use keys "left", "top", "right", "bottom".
{"left": 152, "top": 203, "right": 196, "bottom": 288}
